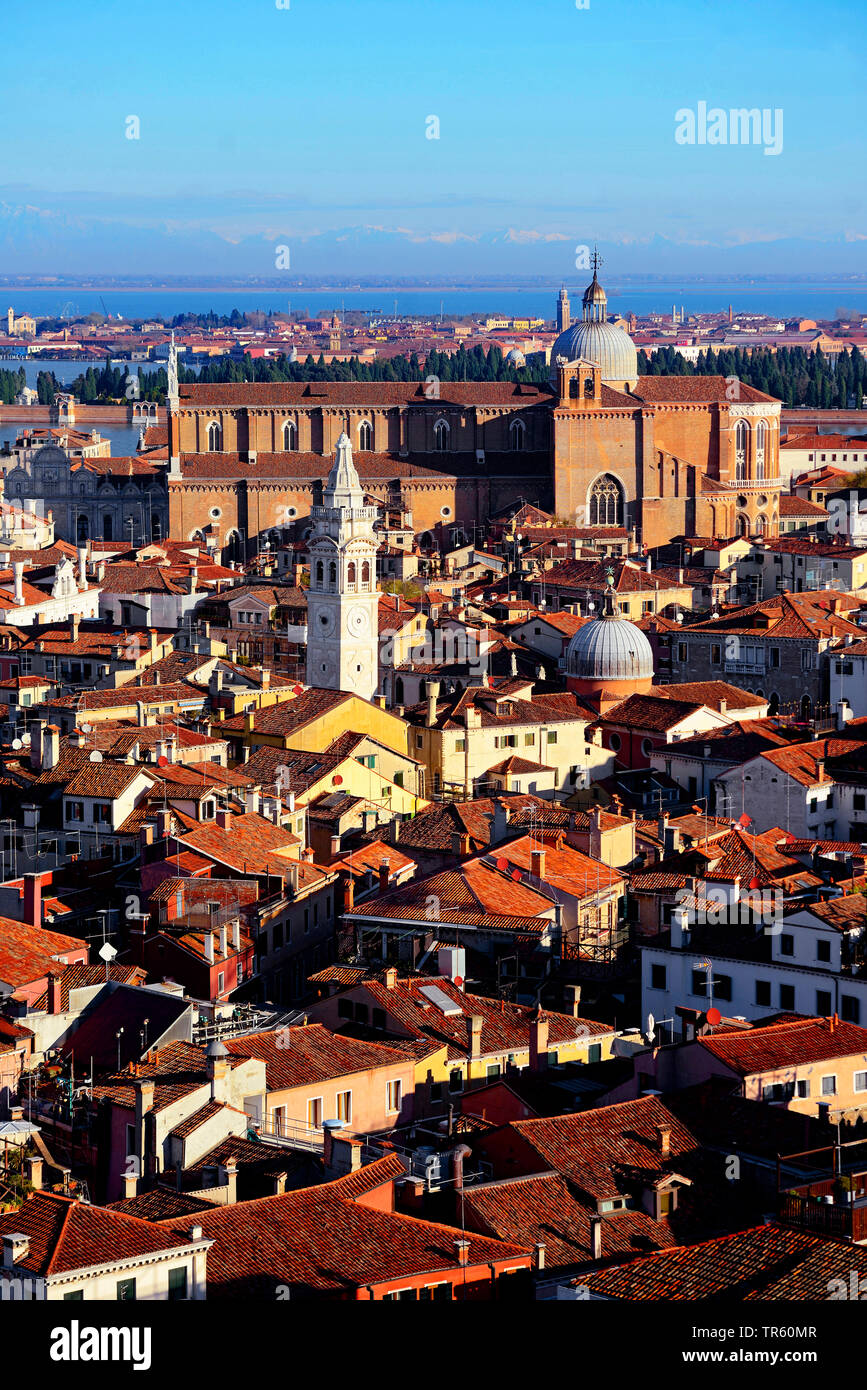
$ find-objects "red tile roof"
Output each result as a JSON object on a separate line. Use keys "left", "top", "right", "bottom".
{"left": 166, "top": 1161, "right": 529, "bottom": 1297}
{"left": 580, "top": 1222, "right": 867, "bottom": 1300}
{"left": 224, "top": 1023, "right": 420, "bottom": 1091}
{"left": 698, "top": 1016, "right": 867, "bottom": 1076}
{"left": 0, "top": 1191, "right": 201, "bottom": 1277}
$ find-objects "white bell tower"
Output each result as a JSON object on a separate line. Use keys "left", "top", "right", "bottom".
{"left": 305, "top": 432, "right": 379, "bottom": 698}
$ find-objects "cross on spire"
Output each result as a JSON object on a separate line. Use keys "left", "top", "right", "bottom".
{"left": 591, "top": 245, "right": 604, "bottom": 276}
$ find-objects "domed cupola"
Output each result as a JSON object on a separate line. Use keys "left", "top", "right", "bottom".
{"left": 550, "top": 251, "right": 638, "bottom": 391}
{"left": 564, "top": 570, "right": 654, "bottom": 707}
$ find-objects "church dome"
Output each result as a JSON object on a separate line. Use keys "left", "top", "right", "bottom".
{"left": 551, "top": 262, "right": 638, "bottom": 387}
{"left": 565, "top": 608, "right": 654, "bottom": 683}
{"left": 551, "top": 317, "right": 638, "bottom": 386}
{"left": 505, "top": 348, "right": 525, "bottom": 366}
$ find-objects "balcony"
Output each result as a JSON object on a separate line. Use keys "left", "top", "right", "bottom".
{"left": 779, "top": 1175, "right": 867, "bottom": 1242}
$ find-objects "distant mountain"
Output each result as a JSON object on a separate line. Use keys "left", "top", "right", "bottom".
{"left": 0, "top": 199, "right": 864, "bottom": 278}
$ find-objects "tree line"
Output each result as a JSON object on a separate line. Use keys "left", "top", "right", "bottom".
{"left": 640, "top": 343, "right": 867, "bottom": 409}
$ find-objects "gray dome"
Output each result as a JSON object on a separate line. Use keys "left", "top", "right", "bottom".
{"left": 206, "top": 1039, "right": 229, "bottom": 1058}
{"left": 505, "top": 348, "right": 525, "bottom": 366}
{"left": 565, "top": 612, "right": 654, "bottom": 682}
{"left": 551, "top": 317, "right": 638, "bottom": 385}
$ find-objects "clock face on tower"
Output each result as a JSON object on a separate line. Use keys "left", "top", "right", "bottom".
{"left": 316, "top": 608, "right": 336, "bottom": 637}
{"left": 347, "top": 604, "right": 371, "bottom": 638}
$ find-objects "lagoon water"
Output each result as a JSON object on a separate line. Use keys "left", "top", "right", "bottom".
{"left": 3, "top": 284, "right": 867, "bottom": 323}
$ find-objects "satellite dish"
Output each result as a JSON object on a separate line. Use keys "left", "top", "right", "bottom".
{"left": 21, "top": 733, "right": 30, "bottom": 747}
{"left": 705, "top": 1006, "right": 722, "bottom": 1027}
{"left": 99, "top": 941, "right": 117, "bottom": 962}
{"left": 80, "top": 723, "right": 92, "bottom": 733}
{"left": 11, "top": 738, "right": 22, "bottom": 750}
{"left": 89, "top": 750, "right": 103, "bottom": 763}
{"left": 738, "top": 813, "right": 752, "bottom": 828}
{"left": 495, "top": 857, "right": 508, "bottom": 871}
{"left": 157, "top": 755, "right": 169, "bottom": 768}
{"left": 510, "top": 869, "right": 521, "bottom": 882}
{"left": 749, "top": 875, "right": 761, "bottom": 890}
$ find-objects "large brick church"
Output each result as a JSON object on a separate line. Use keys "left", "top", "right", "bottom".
{"left": 165, "top": 267, "right": 782, "bottom": 555}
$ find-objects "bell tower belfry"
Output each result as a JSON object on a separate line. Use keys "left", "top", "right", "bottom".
{"left": 305, "top": 432, "right": 380, "bottom": 698}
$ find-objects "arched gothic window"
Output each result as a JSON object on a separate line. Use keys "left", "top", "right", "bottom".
{"left": 755, "top": 420, "right": 767, "bottom": 480}
{"left": 434, "top": 419, "right": 450, "bottom": 452}
{"left": 207, "top": 421, "right": 222, "bottom": 452}
{"left": 755, "top": 512, "right": 768, "bottom": 535}
{"left": 736, "top": 512, "right": 750, "bottom": 537}
{"left": 329, "top": 561, "right": 337, "bottom": 587}
{"left": 282, "top": 420, "right": 296, "bottom": 449}
{"left": 358, "top": 420, "right": 372, "bottom": 451}
{"left": 361, "top": 560, "right": 371, "bottom": 586}
{"left": 510, "top": 419, "right": 526, "bottom": 451}
{"left": 735, "top": 420, "right": 748, "bottom": 480}
{"left": 347, "top": 561, "right": 356, "bottom": 586}
{"left": 588, "top": 474, "right": 624, "bottom": 527}
{"left": 315, "top": 560, "right": 324, "bottom": 585}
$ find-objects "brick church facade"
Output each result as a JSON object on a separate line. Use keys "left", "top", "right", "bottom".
{"left": 164, "top": 275, "right": 782, "bottom": 558}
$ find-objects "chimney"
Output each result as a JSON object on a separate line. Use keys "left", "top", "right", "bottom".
{"left": 155, "top": 808, "right": 171, "bottom": 841}
{"left": 232, "top": 920, "right": 240, "bottom": 951}
{"left": 453, "top": 1238, "right": 470, "bottom": 1268}
{"left": 491, "top": 800, "right": 509, "bottom": 844}
{"left": 590, "top": 1216, "right": 603, "bottom": 1261}
{"left": 29, "top": 720, "right": 44, "bottom": 770}
{"left": 656, "top": 1124, "right": 672, "bottom": 1159}
{"left": 425, "top": 690, "right": 438, "bottom": 727}
{"left": 24, "top": 1156, "right": 43, "bottom": 1191}
{"left": 2, "top": 1234, "right": 30, "bottom": 1269}
{"left": 530, "top": 847, "right": 546, "bottom": 880}
{"left": 378, "top": 858, "right": 391, "bottom": 895}
{"left": 77, "top": 545, "right": 88, "bottom": 583}
{"left": 452, "top": 1143, "right": 472, "bottom": 1193}
{"left": 69, "top": 612, "right": 80, "bottom": 643}
{"left": 384, "top": 966, "right": 398, "bottom": 989}
{"left": 12, "top": 561, "right": 25, "bottom": 606}
{"left": 245, "top": 787, "right": 261, "bottom": 817}
{"left": 122, "top": 1172, "right": 138, "bottom": 1200}
{"left": 529, "top": 1006, "right": 549, "bottom": 1071}
{"left": 23, "top": 872, "right": 42, "bottom": 928}
{"left": 41, "top": 725, "right": 60, "bottom": 771}
{"left": 343, "top": 873, "right": 355, "bottom": 912}
{"left": 47, "top": 972, "right": 62, "bottom": 1015}
{"left": 719, "top": 699, "right": 727, "bottom": 716}
{"left": 467, "top": 1013, "right": 483, "bottom": 1060}
{"left": 816, "top": 759, "right": 825, "bottom": 782}
{"left": 533, "top": 1241, "right": 546, "bottom": 1272}
{"left": 564, "top": 984, "right": 582, "bottom": 1018}
{"left": 204, "top": 933, "right": 215, "bottom": 965}
{"left": 219, "top": 924, "right": 228, "bottom": 957}
{"left": 220, "top": 1156, "right": 238, "bottom": 1205}
{"left": 215, "top": 809, "right": 231, "bottom": 830}
{"left": 330, "top": 835, "right": 341, "bottom": 858}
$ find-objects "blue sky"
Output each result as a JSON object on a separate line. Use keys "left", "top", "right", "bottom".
{"left": 2, "top": 0, "right": 864, "bottom": 276}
